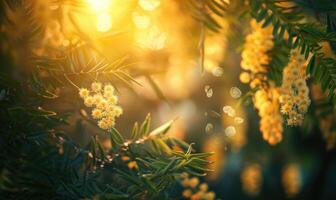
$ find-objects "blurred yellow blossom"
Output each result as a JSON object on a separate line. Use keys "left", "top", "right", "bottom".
{"left": 180, "top": 175, "right": 216, "bottom": 200}
{"left": 254, "top": 87, "right": 283, "bottom": 145}
{"left": 138, "top": 0, "right": 161, "bottom": 11}
{"left": 240, "top": 19, "right": 283, "bottom": 145}
{"left": 189, "top": 177, "right": 200, "bottom": 188}
{"left": 183, "top": 189, "right": 193, "bottom": 198}
{"left": 127, "top": 161, "right": 138, "bottom": 170}
{"left": 311, "top": 84, "right": 336, "bottom": 149}
{"left": 241, "top": 19, "right": 273, "bottom": 74}
{"left": 203, "top": 135, "right": 226, "bottom": 180}
{"left": 282, "top": 164, "right": 301, "bottom": 197}
{"left": 239, "top": 72, "right": 250, "bottom": 83}
{"left": 241, "top": 163, "right": 262, "bottom": 196}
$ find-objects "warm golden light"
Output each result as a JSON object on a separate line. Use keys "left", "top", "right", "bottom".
{"left": 86, "top": 0, "right": 113, "bottom": 32}
{"left": 97, "top": 13, "right": 112, "bottom": 32}
{"left": 87, "top": 0, "right": 111, "bottom": 11}
{"left": 136, "top": 26, "right": 167, "bottom": 50}
{"left": 138, "top": 0, "right": 161, "bottom": 11}
{"left": 132, "top": 12, "right": 151, "bottom": 29}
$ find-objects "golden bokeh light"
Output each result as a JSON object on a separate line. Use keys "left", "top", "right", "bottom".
{"left": 241, "top": 163, "right": 262, "bottom": 196}
{"left": 138, "top": 0, "right": 161, "bottom": 11}
{"left": 87, "top": 0, "right": 111, "bottom": 11}
{"left": 136, "top": 26, "right": 167, "bottom": 50}
{"left": 86, "top": 0, "right": 113, "bottom": 32}
{"left": 132, "top": 12, "right": 151, "bottom": 29}
{"left": 282, "top": 164, "right": 301, "bottom": 197}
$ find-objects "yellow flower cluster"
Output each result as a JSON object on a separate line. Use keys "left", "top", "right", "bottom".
{"left": 240, "top": 19, "right": 283, "bottom": 145}
{"left": 282, "top": 164, "right": 301, "bottom": 197}
{"left": 254, "top": 88, "right": 283, "bottom": 145}
{"left": 79, "top": 82, "right": 122, "bottom": 130}
{"left": 279, "top": 49, "right": 310, "bottom": 126}
{"left": 180, "top": 173, "right": 215, "bottom": 200}
{"left": 241, "top": 163, "right": 262, "bottom": 196}
{"left": 241, "top": 19, "right": 273, "bottom": 75}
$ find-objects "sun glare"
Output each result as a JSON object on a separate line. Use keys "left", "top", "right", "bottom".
{"left": 132, "top": 12, "right": 151, "bottom": 29}
{"left": 138, "top": 0, "right": 161, "bottom": 11}
{"left": 87, "top": 0, "right": 113, "bottom": 32}
{"left": 97, "top": 13, "right": 112, "bottom": 32}
{"left": 87, "top": 0, "right": 111, "bottom": 11}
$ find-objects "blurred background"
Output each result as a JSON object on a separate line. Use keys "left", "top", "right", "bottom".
{"left": 2, "top": 0, "right": 336, "bottom": 199}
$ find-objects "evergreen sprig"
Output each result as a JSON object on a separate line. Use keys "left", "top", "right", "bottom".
{"left": 0, "top": 75, "right": 211, "bottom": 199}
{"left": 184, "top": 0, "right": 229, "bottom": 32}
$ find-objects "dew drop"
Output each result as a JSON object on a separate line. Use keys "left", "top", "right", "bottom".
{"left": 204, "top": 85, "right": 213, "bottom": 98}
{"left": 205, "top": 123, "right": 213, "bottom": 133}
{"left": 223, "top": 105, "right": 236, "bottom": 117}
{"left": 227, "top": 109, "right": 236, "bottom": 117}
{"left": 212, "top": 67, "right": 224, "bottom": 77}
{"left": 225, "top": 126, "right": 236, "bottom": 137}
{"left": 230, "top": 87, "right": 242, "bottom": 99}
{"left": 234, "top": 117, "right": 244, "bottom": 124}
{"left": 88, "top": 152, "right": 93, "bottom": 158}
{"left": 223, "top": 105, "right": 231, "bottom": 113}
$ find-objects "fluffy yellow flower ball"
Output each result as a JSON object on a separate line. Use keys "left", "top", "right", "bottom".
{"left": 180, "top": 174, "right": 216, "bottom": 200}
{"left": 182, "top": 189, "right": 192, "bottom": 198}
{"left": 199, "top": 183, "right": 208, "bottom": 192}
{"left": 84, "top": 96, "right": 94, "bottom": 107}
{"left": 104, "top": 84, "right": 115, "bottom": 93}
{"left": 239, "top": 72, "right": 251, "bottom": 83}
{"left": 79, "top": 88, "right": 90, "bottom": 98}
{"left": 189, "top": 177, "right": 200, "bottom": 188}
{"left": 92, "top": 108, "right": 104, "bottom": 119}
{"left": 113, "top": 106, "right": 123, "bottom": 117}
{"left": 98, "top": 117, "right": 115, "bottom": 130}
{"left": 107, "top": 95, "right": 118, "bottom": 104}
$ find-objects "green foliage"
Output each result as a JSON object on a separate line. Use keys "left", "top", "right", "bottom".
{"left": 268, "top": 39, "right": 291, "bottom": 85}
{"left": 184, "top": 0, "right": 229, "bottom": 32}
{"left": 183, "top": 0, "right": 230, "bottom": 72}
